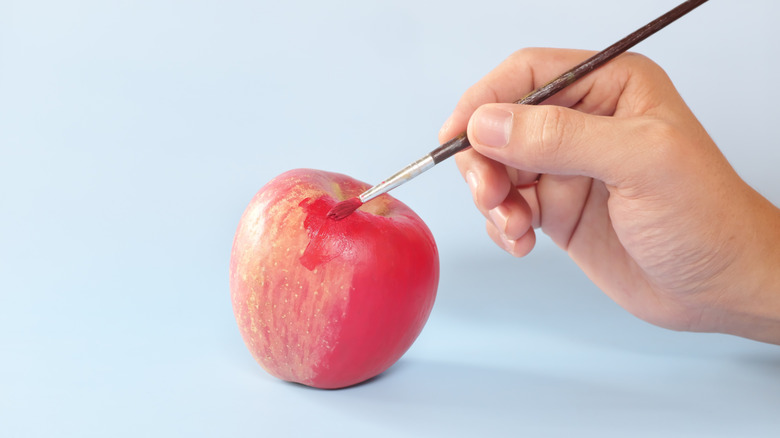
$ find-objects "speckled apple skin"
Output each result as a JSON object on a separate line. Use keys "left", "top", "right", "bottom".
{"left": 229, "top": 169, "right": 439, "bottom": 389}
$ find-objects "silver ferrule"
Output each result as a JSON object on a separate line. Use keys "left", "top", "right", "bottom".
{"left": 359, "top": 154, "right": 435, "bottom": 203}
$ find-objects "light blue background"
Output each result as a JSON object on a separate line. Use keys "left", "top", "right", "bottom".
{"left": 2, "top": 0, "right": 779, "bottom": 436}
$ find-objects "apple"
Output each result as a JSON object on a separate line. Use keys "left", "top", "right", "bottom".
{"left": 229, "top": 168, "right": 439, "bottom": 389}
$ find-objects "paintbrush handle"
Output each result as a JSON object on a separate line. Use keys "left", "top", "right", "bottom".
{"left": 429, "top": 0, "right": 709, "bottom": 165}
{"left": 430, "top": 131, "right": 469, "bottom": 164}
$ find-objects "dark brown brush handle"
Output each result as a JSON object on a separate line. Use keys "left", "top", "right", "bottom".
{"left": 429, "top": 0, "right": 710, "bottom": 165}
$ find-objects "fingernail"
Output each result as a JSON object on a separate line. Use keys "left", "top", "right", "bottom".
{"left": 473, "top": 107, "right": 513, "bottom": 148}
{"left": 466, "top": 171, "right": 479, "bottom": 200}
{"left": 489, "top": 205, "right": 510, "bottom": 236}
{"left": 501, "top": 235, "right": 518, "bottom": 254}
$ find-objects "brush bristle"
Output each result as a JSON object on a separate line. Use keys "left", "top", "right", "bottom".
{"left": 327, "top": 197, "right": 362, "bottom": 221}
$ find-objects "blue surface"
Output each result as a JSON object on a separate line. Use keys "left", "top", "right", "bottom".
{"left": 2, "top": 1, "right": 779, "bottom": 436}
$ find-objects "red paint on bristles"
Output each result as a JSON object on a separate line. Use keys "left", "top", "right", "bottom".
{"left": 327, "top": 197, "right": 363, "bottom": 221}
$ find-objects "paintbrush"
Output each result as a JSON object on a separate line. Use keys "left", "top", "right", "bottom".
{"left": 328, "top": 0, "right": 710, "bottom": 220}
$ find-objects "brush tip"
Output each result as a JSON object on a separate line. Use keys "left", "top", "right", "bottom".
{"left": 327, "top": 197, "right": 362, "bottom": 221}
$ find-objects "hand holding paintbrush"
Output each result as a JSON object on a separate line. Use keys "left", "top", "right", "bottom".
{"left": 331, "top": 0, "right": 780, "bottom": 344}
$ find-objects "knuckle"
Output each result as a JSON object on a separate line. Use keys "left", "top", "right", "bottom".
{"left": 619, "top": 51, "right": 653, "bottom": 67}
{"left": 627, "top": 117, "right": 699, "bottom": 185}
{"left": 616, "top": 52, "right": 672, "bottom": 93}
{"left": 507, "top": 47, "right": 538, "bottom": 63}
{"left": 637, "top": 118, "right": 684, "bottom": 163}
{"left": 617, "top": 52, "right": 663, "bottom": 75}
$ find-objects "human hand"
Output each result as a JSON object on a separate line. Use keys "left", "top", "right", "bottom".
{"left": 441, "top": 48, "right": 780, "bottom": 343}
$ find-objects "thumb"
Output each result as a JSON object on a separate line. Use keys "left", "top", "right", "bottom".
{"left": 467, "top": 103, "right": 642, "bottom": 185}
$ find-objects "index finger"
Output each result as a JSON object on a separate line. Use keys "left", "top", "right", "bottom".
{"left": 438, "top": 47, "right": 632, "bottom": 144}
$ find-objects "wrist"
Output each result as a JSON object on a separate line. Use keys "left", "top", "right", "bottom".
{"left": 714, "top": 191, "right": 780, "bottom": 344}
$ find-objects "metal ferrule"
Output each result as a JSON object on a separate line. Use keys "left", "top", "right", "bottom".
{"left": 359, "top": 154, "right": 435, "bottom": 203}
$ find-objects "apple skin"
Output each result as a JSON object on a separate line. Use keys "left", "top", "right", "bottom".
{"left": 229, "top": 168, "right": 439, "bottom": 389}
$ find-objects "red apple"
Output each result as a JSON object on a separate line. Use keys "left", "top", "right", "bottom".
{"left": 229, "top": 168, "right": 439, "bottom": 389}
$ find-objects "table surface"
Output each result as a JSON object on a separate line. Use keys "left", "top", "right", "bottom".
{"left": 2, "top": 1, "right": 779, "bottom": 437}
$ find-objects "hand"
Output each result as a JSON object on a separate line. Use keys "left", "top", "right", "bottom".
{"left": 441, "top": 48, "right": 780, "bottom": 344}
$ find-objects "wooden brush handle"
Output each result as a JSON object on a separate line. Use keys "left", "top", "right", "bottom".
{"left": 429, "top": 0, "right": 710, "bottom": 165}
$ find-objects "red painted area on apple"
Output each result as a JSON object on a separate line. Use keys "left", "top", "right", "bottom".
{"left": 230, "top": 169, "right": 439, "bottom": 389}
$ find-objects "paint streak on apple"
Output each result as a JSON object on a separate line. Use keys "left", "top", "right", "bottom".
{"left": 229, "top": 169, "right": 439, "bottom": 389}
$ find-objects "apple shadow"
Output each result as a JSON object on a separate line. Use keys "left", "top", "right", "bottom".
{"left": 295, "top": 353, "right": 780, "bottom": 437}
{"left": 296, "top": 357, "right": 658, "bottom": 436}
